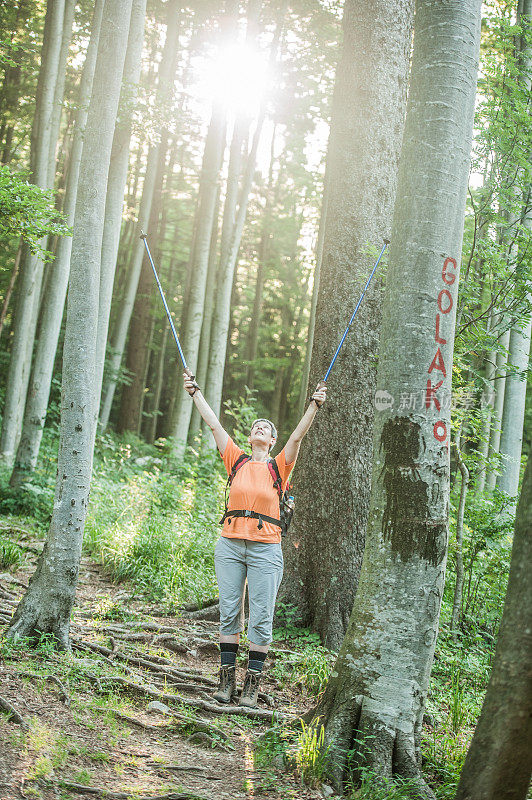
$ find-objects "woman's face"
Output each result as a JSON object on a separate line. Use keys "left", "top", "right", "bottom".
{"left": 248, "top": 420, "right": 276, "bottom": 452}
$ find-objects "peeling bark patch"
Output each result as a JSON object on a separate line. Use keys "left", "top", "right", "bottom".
{"left": 380, "top": 416, "right": 445, "bottom": 566}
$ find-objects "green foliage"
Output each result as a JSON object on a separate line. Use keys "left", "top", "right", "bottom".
{"left": 293, "top": 718, "right": 332, "bottom": 787}
{"left": 0, "top": 468, "right": 54, "bottom": 524}
{"left": 84, "top": 431, "right": 226, "bottom": 608}
{"left": 0, "top": 165, "right": 71, "bottom": 256}
{"left": 0, "top": 534, "right": 23, "bottom": 570}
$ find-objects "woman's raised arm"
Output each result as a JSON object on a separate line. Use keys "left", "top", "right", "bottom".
{"left": 284, "top": 383, "right": 327, "bottom": 464}
{"left": 183, "top": 372, "right": 229, "bottom": 454}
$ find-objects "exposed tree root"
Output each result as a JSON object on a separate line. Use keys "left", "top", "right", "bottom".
{"left": 0, "top": 695, "right": 28, "bottom": 728}
{"left": 86, "top": 670, "right": 289, "bottom": 721}
{"left": 51, "top": 782, "right": 206, "bottom": 800}
{"left": 184, "top": 603, "right": 220, "bottom": 621}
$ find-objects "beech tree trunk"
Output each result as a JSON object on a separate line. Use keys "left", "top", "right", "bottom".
{"left": 0, "top": 0, "right": 65, "bottom": 465}
{"left": 168, "top": 100, "right": 227, "bottom": 457}
{"left": 277, "top": 0, "right": 414, "bottom": 648}
{"left": 455, "top": 453, "right": 532, "bottom": 800}
{"left": 298, "top": 180, "right": 327, "bottom": 416}
{"left": 99, "top": 0, "right": 180, "bottom": 431}
{"left": 94, "top": 0, "right": 147, "bottom": 430}
{"left": 47, "top": 0, "right": 76, "bottom": 187}
{"left": 7, "top": 0, "right": 133, "bottom": 648}
{"left": 245, "top": 123, "right": 276, "bottom": 394}
{"left": 307, "top": 2, "right": 481, "bottom": 794}
{"left": 117, "top": 133, "right": 169, "bottom": 434}
{"left": 9, "top": 0, "right": 106, "bottom": 487}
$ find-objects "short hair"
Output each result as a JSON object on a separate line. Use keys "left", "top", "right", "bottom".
{"left": 250, "top": 418, "right": 277, "bottom": 440}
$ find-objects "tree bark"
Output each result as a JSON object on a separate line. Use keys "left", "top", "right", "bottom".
{"left": 94, "top": 0, "right": 147, "bottom": 434}
{"left": 455, "top": 454, "right": 532, "bottom": 800}
{"left": 307, "top": 2, "right": 481, "bottom": 794}
{"left": 117, "top": 133, "right": 169, "bottom": 434}
{"left": 168, "top": 100, "right": 227, "bottom": 457}
{"left": 486, "top": 321, "right": 510, "bottom": 492}
{"left": 47, "top": 0, "right": 76, "bottom": 187}
{"left": 7, "top": 0, "right": 134, "bottom": 648}
{"left": 298, "top": 180, "right": 327, "bottom": 417}
{"left": 99, "top": 0, "right": 180, "bottom": 431}
{"left": 9, "top": 0, "right": 106, "bottom": 487}
{"left": 278, "top": 0, "right": 415, "bottom": 648}
{"left": 245, "top": 122, "right": 276, "bottom": 395}
{"left": 0, "top": 0, "right": 65, "bottom": 466}
{"left": 190, "top": 182, "right": 221, "bottom": 444}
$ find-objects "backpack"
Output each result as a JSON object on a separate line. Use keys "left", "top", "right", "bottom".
{"left": 219, "top": 453, "right": 294, "bottom": 536}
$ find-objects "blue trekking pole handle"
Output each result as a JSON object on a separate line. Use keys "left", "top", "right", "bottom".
{"left": 310, "top": 239, "right": 390, "bottom": 407}
{"left": 140, "top": 231, "right": 194, "bottom": 381}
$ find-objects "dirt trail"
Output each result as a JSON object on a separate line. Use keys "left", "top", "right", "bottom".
{"left": 0, "top": 529, "right": 327, "bottom": 800}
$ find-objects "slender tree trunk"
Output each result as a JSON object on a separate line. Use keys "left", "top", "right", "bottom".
{"left": 307, "top": 3, "right": 481, "bottom": 795}
{"left": 477, "top": 320, "right": 497, "bottom": 492}
{"left": 196, "top": 113, "right": 247, "bottom": 446}
{"left": 0, "top": 241, "right": 22, "bottom": 340}
{"left": 455, "top": 454, "right": 532, "bottom": 800}
{"left": 168, "top": 100, "right": 227, "bottom": 457}
{"left": 245, "top": 123, "right": 276, "bottom": 394}
{"left": 47, "top": 0, "right": 76, "bottom": 187}
{"left": 298, "top": 181, "right": 327, "bottom": 417}
{"left": 496, "top": 2, "right": 532, "bottom": 508}
{"left": 117, "top": 134, "right": 168, "bottom": 434}
{"left": 94, "top": 0, "right": 147, "bottom": 435}
{"left": 201, "top": 104, "right": 268, "bottom": 453}
{"left": 486, "top": 323, "right": 510, "bottom": 492}
{"left": 7, "top": 0, "right": 133, "bottom": 648}
{"left": 9, "top": 0, "right": 106, "bottom": 487}
{"left": 496, "top": 318, "right": 532, "bottom": 504}
{"left": 0, "top": 0, "right": 65, "bottom": 465}
{"left": 451, "top": 427, "right": 469, "bottom": 637}
{"left": 190, "top": 182, "right": 221, "bottom": 443}
{"left": 99, "top": 0, "right": 180, "bottom": 431}
{"left": 278, "top": 0, "right": 415, "bottom": 647}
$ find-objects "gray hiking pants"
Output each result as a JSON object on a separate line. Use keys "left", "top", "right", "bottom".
{"left": 214, "top": 536, "right": 284, "bottom": 646}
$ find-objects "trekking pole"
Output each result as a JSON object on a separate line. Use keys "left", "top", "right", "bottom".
{"left": 140, "top": 231, "right": 197, "bottom": 385}
{"left": 312, "top": 239, "right": 390, "bottom": 400}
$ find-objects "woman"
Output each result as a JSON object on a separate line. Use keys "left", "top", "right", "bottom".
{"left": 183, "top": 371, "right": 327, "bottom": 708}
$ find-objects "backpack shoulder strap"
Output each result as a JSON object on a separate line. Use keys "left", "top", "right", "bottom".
{"left": 228, "top": 452, "right": 250, "bottom": 484}
{"left": 267, "top": 457, "right": 283, "bottom": 498}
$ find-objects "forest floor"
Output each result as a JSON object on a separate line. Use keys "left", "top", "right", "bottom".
{"left": 0, "top": 524, "right": 328, "bottom": 800}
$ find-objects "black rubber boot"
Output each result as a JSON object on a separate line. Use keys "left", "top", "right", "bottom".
{"left": 238, "top": 669, "right": 261, "bottom": 708}
{"left": 213, "top": 665, "right": 237, "bottom": 703}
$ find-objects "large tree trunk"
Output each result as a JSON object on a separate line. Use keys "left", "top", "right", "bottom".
{"left": 307, "top": 2, "right": 481, "bottom": 794}
{"left": 7, "top": 0, "right": 133, "bottom": 648}
{"left": 0, "top": 0, "right": 65, "bottom": 466}
{"left": 277, "top": 0, "right": 414, "bottom": 648}
{"left": 9, "top": 0, "right": 106, "bottom": 487}
{"left": 99, "top": 0, "right": 180, "bottom": 431}
{"left": 455, "top": 454, "right": 532, "bottom": 800}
